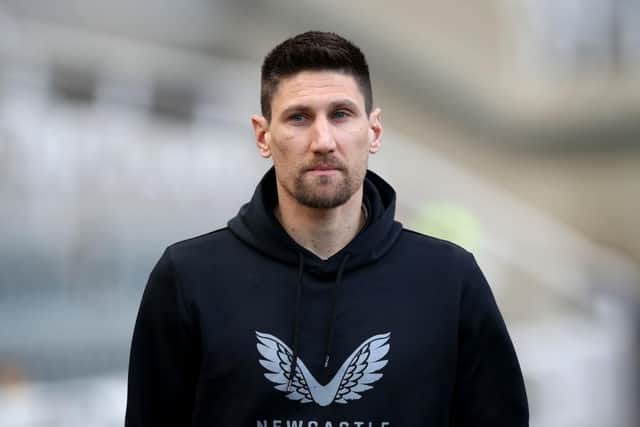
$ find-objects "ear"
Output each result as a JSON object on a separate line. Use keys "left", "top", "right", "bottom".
{"left": 251, "top": 114, "right": 271, "bottom": 158}
{"left": 368, "top": 108, "right": 383, "bottom": 154}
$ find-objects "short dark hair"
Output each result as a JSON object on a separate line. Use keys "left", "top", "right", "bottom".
{"left": 260, "top": 31, "right": 373, "bottom": 121}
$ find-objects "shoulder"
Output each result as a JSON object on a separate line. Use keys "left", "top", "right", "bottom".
{"left": 397, "top": 228, "right": 473, "bottom": 264}
{"left": 163, "top": 227, "right": 239, "bottom": 266}
{"left": 397, "top": 231, "right": 501, "bottom": 318}
{"left": 168, "top": 227, "right": 234, "bottom": 250}
{"left": 380, "top": 229, "right": 478, "bottom": 288}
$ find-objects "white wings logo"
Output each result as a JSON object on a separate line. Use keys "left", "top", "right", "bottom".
{"left": 256, "top": 331, "right": 391, "bottom": 406}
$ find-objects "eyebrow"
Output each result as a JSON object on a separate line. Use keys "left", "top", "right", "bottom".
{"left": 328, "top": 99, "right": 359, "bottom": 111}
{"left": 279, "top": 99, "right": 360, "bottom": 118}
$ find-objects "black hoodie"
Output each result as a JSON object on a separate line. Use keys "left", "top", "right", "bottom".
{"left": 126, "top": 168, "right": 528, "bottom": 427}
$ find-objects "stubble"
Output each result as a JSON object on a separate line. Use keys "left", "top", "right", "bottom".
{"left": 291, "top": 156, "right": 365, "bottom": 209}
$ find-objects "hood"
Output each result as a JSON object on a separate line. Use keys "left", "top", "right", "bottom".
{"left": 228, "top": 167, "right": 402, "bottom": 278}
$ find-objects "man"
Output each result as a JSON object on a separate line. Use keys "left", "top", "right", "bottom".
{"left": 126, "top": 31, "right": 528, "bottom": 426}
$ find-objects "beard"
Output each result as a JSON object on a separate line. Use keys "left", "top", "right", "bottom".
{"left": 293, "top": 173, "right": 355, "bottom": 209}
{"left": 290, "top": 157, "right": 365, "bottom": 209}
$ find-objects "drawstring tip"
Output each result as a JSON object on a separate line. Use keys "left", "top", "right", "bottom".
{"left": 324, "top": 354, "right": 330, "bottom": 368}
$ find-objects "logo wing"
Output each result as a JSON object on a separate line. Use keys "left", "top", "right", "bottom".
{"left": 332, "top": 332, "right": 391, "bottom": 404}
{"left": 255, "top": 331, "right": 315, "bottom": 404}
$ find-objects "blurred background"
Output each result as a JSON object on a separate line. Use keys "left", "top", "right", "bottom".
{"left": 1, "top": 1, "right": 639, "bottom": 426}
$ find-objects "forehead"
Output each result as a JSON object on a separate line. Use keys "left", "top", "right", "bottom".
{"left": 271, "top": 71, "right": 365, "bottom": 113}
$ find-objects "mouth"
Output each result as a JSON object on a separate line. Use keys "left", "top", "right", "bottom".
{"left": 304, "top": 160, "right": 344, "bottom": 173}
{"left": 305, "top": 165, "right": 343, "bottom": 177}
{"left": 309, "top": 165, "right": 340, "bottom": 171}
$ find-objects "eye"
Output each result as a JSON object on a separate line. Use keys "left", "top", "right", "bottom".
{"left": 288, "top": 113, "right": 305, "bottom": 123}
{"left": 332, "top": 110, "right": 350, "bottom": 120}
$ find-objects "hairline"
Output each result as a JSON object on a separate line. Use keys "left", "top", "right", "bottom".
{"left": 266, "top": 71, "right": 370, "bottom": 122}
{"left": 263, "top": 68, "right": 372, "bottom": 122}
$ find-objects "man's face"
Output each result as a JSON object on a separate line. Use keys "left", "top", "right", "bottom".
{"left": 252, "top": 70, "right": 382, "bottom": 209}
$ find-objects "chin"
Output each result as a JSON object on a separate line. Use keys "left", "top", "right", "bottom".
{"left": 295, "top": 187, "right": 355, "bottom": 209}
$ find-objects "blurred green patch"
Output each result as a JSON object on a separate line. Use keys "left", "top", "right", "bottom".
{"left": 411, "top": 202, "right": 482, "bottom": 252}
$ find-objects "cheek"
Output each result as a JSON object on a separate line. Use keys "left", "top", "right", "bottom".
{"left": 337, "top": 121, "right": 369, "bottom": 141}
{"left": 269, "top": 134, "right": 293, "bottom": 158}
{"left": 340, "top": 121, "right": 367, "bottom": 135}
{"left": 269, "top": 134, "right": 306, "bottom": 172}
{"left": 336, "top": 128, "right": 370, "bottom": 155}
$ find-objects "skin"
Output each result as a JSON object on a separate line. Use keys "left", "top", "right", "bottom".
{"left": 251, "top": 70, "right": 383, "bottom": 260}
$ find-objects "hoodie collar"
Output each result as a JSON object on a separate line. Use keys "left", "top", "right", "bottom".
{"left": 228, "top": 167, "right": 402, "bottom": 278}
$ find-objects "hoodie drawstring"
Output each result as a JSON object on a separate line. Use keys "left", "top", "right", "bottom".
{"left": 324, "top": 253, "right": 351, "bottom": 368}
{"left": 288, "top": 252, "right": 352, "bottom": 390}
{"left": 288, "top": 252, "right": 305, "bottom": 391}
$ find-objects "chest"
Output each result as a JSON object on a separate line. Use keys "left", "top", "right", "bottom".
{"left": 191, "top": 263, "right": 461, "bottom": 391}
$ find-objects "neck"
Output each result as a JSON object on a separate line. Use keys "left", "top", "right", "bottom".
{"left": 275, "top": 186, "right": 366, "bottom": 260}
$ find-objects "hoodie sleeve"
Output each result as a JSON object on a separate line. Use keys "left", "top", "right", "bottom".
{"left": 125, "top": 248, "right": 201, "bottom": 427}
{"left": 451, "top": 254, "right": 529, "bottom": 427}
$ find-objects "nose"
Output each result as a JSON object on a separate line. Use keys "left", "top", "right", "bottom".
{"left": 310, "top": 116, "right": 336, "bottom": 154}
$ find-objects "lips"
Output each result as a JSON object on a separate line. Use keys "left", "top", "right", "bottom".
{"left": 304, "top": 159, "right": 344, "bottom": 172}
{"left": 309, "top": 165, "right": 339, "bottom": 171}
